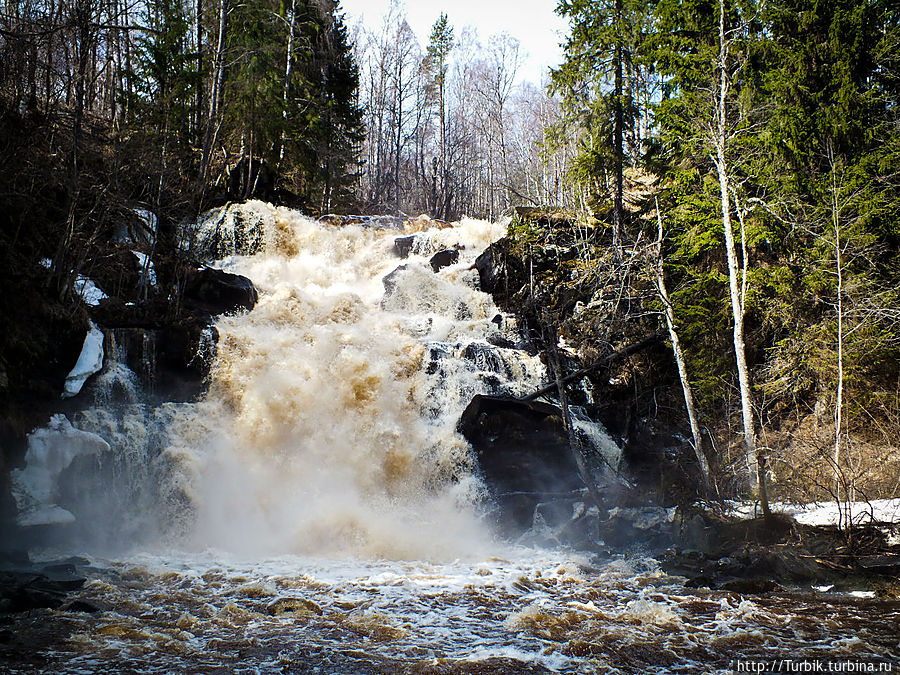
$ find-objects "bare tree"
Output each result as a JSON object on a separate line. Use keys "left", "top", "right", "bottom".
{"left": 710, "top": 0, "right": 770, "bottom": 516}
{"left": 653, "top": 200, "right": 710, "bottom": 491}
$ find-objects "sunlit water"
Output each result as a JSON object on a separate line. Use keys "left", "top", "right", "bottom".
{"left": 5, "top": 205, "right": 898, "bottom": 672}
{"left": 5, "top": 550, "right": 898, "bottom": 673}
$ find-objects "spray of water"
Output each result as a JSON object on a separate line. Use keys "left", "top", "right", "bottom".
{"left": 149, "top": 205, "right": 546, "bottom": 560}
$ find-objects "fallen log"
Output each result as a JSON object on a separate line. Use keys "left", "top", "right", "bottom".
{"left": 522, "top": 334, "right": 662, "bottom": 402}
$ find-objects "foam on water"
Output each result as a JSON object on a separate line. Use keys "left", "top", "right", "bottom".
{"left": 7, "top": 548, "right": 897, "bottom": 674}
{"left": 150, "top": 205, "right": 547, "bottom": 560}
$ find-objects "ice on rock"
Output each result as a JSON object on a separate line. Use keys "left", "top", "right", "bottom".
{"left": 11, "top": 414, "right": 110, "bottom": 526}
{"left": 73, "top": 276, "right": 108, "bottom": 305}
{"left": 62, "top": 322, "right": 105, "bottom": 398}
{"left": 132, "top": 250, "right": 157, "bottom": 286}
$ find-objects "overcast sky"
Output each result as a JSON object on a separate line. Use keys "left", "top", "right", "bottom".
{"left": 338, "top": 0, "right": 569, "bottom": 85}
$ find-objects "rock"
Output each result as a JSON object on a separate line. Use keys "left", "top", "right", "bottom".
{"left": 474, "top": 238, "right": 527, "bottom": 304}
{"left": 157, "top": 322, "right": 218, "bottom": 385}
{"left": 394, "top": 236, "right": 415, "bottom": 258}
{"left": 381, "top": 264, "right": 408, "bottom": 296}
{"left": 63, "top": 599, "right": 101, "bottom": 613}
{"left": 182, "top": 267, "right": 258, "bottom": 316}
{"left": 40, "top": 563, "right": 87, "bottom": 591}
{"left": 0, "top": 570, "right": 83, "bottom": 613}
{"left": 719, "top": 578, "right": 783, "bottom": 594}
{"left": 189, "top": 201, "right": 276, "bottom": 260}
{"left": 457, "top": 395, "right": 588, "bottom": 533}
{"left": 429, "top": 249, "right": 459, "bottom": 272}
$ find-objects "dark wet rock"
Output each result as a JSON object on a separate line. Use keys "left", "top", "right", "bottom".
{"left": 381, "top": 264, "right": 408, "bottom": 296}
{"left": 63, "top": 599, "right": 101, "bottom": 613}
{"left": 486, "top": 333, "right": 516, "bottom": 349}
{"left": 157, "top": 322, "right": 218, "bottom": 385}
{"left": 458, "top": 395, "right": 587, "bottom": 533}
{"left": 594, "top": 506, "right": 679, "bottom": 553}
{"left": 182, "top": 267, "right": 258, "bottom": 316}
{"left": 39, "top": 563, "right": 85, "bottom": 591}
{"left": 719, "top": 578, "right": 783, "bottom": 594}
{"left": 393, "top": 236, "right": 415, "bottom": 258}
{"left": 461, "top": 343, "right": 512, "bottom": 377}
{"left": 473, "top": 238, "right": 527, "bottom": 305}
{"left": 429, "top": 248, "right": 459, "bottom": 272}
{"left": 0, "top": 571, "right": 81, "bottom": 613}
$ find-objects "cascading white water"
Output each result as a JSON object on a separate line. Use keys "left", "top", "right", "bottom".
{"left": 14, "top": 203, "right": 625, "bottom": 559}
{"left": 170, "top": 206, "right": 555, "bottom": 559}
{"left": 131, "top": 205, "right": 554, "bottom": 558}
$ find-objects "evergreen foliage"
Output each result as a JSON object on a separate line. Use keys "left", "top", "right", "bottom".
{"left": 543, "top": 0, "right": 900, "bottom": 500}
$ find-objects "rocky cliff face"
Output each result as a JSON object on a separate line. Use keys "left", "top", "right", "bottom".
{"left": 471, "top": 212, "right": 704, "bottom": 506}
{"left": 0, "top": 203, "right": 260, "bottom": 545}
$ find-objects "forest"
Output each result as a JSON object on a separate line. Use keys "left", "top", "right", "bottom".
{"left": 1, "top": 0, "right": 899, "bottom": 514}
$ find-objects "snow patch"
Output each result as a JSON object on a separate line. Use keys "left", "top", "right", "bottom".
{"left": 132, "top": 250, "right": 157, "bottom": 286}
{"left": 37, "top": 259, "right": 109, "bottom": 304}
{"left": 73, "top": 275, "right": 108, "bottom": 305}
{"left": 11, "top": 414, "right": 110, "bottom": 526}
{"left": 62, "top": 322, "right": 105, "bottom": 398}
{"left": 727, "top": 499, "right": 900, "bottom": 526}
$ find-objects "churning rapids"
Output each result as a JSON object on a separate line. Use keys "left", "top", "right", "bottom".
{"left": 4, "top": 206, "right": 898, "bottom": 673}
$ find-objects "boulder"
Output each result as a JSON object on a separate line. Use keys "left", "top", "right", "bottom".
{"left": 0, "top": 570, "right": 85, "bottom": 613}
{"left": 182, "top": 267, "right": 258, "bottom": 316}
{"left": 457, "top": 395, "right": 587, "bottom": 533}
{"left": 393, "top": 236, "right": 416, "bottom": 258}
{"left": 429, "top": 249, "right": 459, "bottom": 272}
{"left": 473, "top": 238, "right": 527, "bottom": 307}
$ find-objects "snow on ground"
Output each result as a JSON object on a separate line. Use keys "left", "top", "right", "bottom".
{"left": 728, "top": 499, "right": 900, "bottom": 526}
{"left": 73, "top": 275, "right": 108, "bottom": 305}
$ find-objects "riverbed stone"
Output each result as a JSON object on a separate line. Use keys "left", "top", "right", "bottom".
{"left": 458, "top": 394, "right": 588, "bottom": 533}
{"left": 429, "top": 249, "right": 459, "bottom": 271}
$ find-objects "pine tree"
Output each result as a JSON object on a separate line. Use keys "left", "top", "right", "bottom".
{"left": 552, "top": 0, "right": 654, "bottom": 238}
{"left": 424, "top": 13, "right": 454, "bottom": 218}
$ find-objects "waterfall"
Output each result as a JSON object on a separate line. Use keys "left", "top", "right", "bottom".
{"left": 16, "top": 203, "right": 620, "bottom": 560}
{"left": 162, "top": 207, "right": 547, "bottom": 559}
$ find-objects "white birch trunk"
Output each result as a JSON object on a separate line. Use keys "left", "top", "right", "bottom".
{"left": 654, "top": 201, "right": 710, "bottom": 490}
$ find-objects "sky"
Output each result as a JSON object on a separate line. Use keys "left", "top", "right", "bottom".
{"left": 338, "top": 0, "right": 569, "bottom": 85}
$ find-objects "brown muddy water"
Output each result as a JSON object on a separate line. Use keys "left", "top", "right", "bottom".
{"left": 2, "top": 550, "right": 898, "bottom": 674}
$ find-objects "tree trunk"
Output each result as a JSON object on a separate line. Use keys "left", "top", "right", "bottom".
{"left": 654, "top": 200, "right": 710, "bottom": 491}
{"left": 613, "top": 0, "right": 624, "bottom": 246}
{"left": 829, "top": 144, "right": 847, "bottom": 530}
{"left": 195, "top": 0, "right": 204, "bottom": 142}
{"left": 200, "top": 0, "right": 228, "bottom": 195}
{"left": 277, "top": 0, "right": 297, "bottom": 165}
{"left": 714, "top": 0, "right": 770, "bottom": 517}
